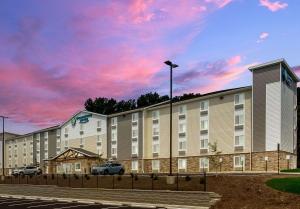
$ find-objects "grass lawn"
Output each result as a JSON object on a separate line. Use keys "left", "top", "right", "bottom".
{"left": 266, "top": 177, "right": 300, "bottom": 194}
{"left": 281, "top": 168, "right": 300, "bottom": 173}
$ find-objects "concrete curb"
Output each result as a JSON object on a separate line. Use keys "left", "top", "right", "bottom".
{"left": 0, "top": 194, "right": 209, "bottom": 209}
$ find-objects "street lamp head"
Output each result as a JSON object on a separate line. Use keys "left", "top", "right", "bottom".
{"left": 164, "top": 60, "right": 178, "bottom": 69}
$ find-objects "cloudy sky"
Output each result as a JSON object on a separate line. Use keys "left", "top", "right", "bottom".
{"left": 0, "top": 0, "right": 300, "bottom": 134}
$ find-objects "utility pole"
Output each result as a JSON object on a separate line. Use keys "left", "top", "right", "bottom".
{"left": 0, "top": 116, "right": 8, "bottom": 179}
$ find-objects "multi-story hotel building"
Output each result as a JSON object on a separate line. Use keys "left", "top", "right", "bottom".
{"left": 1, "top": 59, "right": 298, "bottom": 174}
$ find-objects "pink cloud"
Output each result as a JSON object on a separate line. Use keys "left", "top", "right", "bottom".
{"left": 0, "top": 0, "right": 235, "bottom": 131}
{"left": 257, "top": 32, "right": 269, "bottom": 43}
{"left": 260, "top": 0, "right": 288, "bottom": 12}
{"left": 174, "top": 55, "right": 256, "bottom": 94}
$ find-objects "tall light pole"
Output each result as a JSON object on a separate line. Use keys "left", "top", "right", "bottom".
{"left": 164, "top": 60, "right": 178, "bottom": 176}
{"left": 0, "top": 116, "right": 8, "bottom": 178}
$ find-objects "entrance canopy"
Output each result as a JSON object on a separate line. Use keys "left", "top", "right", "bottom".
{"left": 45, "top": 147, "right": 103, "bottom": 174}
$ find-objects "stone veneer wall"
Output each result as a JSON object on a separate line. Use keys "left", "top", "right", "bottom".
{"left": 119, "top": 151, "right": 296, "bottom": 173}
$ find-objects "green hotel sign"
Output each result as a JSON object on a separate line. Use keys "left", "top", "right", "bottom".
{"left": 71, "top": 114, "right": 93, "bottom": 126}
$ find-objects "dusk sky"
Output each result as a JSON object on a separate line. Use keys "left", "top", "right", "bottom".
{"left": 0, "top": 0, "right": 300, "bottom": 134}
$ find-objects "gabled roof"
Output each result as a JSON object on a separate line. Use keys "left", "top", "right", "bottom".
{"left": 47, "top": 147, "right": 99, "bottom": 161}
{"left": 60, "top": 110, "right": 107, "bottom": 128}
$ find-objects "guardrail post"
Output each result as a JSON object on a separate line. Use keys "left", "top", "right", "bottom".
{"left": 112, "top": 175, "right": 115, "bottom": 189}
{"left": 203, "top": 172, "right": 207, "bottom": 192}
{"left": 176, "top": 173, "right": 179, "bottom": 191}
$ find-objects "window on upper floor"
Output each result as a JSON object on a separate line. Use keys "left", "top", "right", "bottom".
{"left": 234, "top": 131, "right": 245, "bottom": 147}
{"left": 234, "top": 109, "right": 244, "bottom": 126}
{"left": 200, "top": 100, "right": 209, "bottom": 112}
{"left": 179, "top": 105, "right": 187, "bottom": 115}
{"left": 200, "top": 117, "right": 208, "bottom": 130}
{"left": 152, "top": 110, "right": 159, "bottom": 120}
{"left": 132, "top": 113, "right": 139, "bottom": 122}
{"left": 111, "top": 117, "right": 117, "bottom": 126}
{"left": 234, "top": 93, "right": 245, "bottom": 105}
{"left": 200, "top": 134, "right": 208, "bottom": 149}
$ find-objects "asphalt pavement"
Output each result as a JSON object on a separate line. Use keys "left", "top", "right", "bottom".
{"left": 0, "top": 196, "right": 155, "bottom": 209}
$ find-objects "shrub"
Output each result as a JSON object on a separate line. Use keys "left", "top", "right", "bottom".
{"left": 185, "top": 175, "right": 191, "bottom": 181}
{"left": 73, "top": 174, "right": 79, "bottom": 179}
{"left": 63, "top": 173, "right": 67, "bottom": 179}
{"left": 51, "top": 174, "right": 55, "bottom": 180}
{"left": 117, "top": 176, "right": 122, "bottom": 181}
{"left": 85, "top": 174, "right": 90, "bottom": 180}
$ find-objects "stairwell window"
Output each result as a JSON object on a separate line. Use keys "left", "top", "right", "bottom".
{"left": 152, "top": 138, "right": 159, "bottom": 154}
{"left": 178, "top": 136, "right": 187, "bottom": 151}
{"left": 132, "top": 140, "right": 138, "bottom": 155}
{"left": 152, "top": 110, "right": 159, "bottom": 120}
{"left": 132, "top": 113, "right": 139, "bottom": 122}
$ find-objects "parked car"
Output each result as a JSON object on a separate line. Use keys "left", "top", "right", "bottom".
{"left": 18, "top": 166, "right": 42, "bottom": 176}
{"left": 91, "top": 163, "right": 125, "bottom": 175}
{"left": 12, "top": 167, "right": 25, "bottom": 176}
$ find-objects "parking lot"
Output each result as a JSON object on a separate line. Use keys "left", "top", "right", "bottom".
{"left": 0, "top": 196, "right": 156, "bottom": 209}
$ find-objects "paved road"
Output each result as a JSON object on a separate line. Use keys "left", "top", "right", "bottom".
{"left": 0, "top": 184, "right": 219, "bottom": 208}
{"left": 0, "top": 196, "right": 154, "bottom": 209}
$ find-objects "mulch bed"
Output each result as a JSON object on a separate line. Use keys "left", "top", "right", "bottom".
{"left": 208, "top": 174, "right": 300, "bottom": 209}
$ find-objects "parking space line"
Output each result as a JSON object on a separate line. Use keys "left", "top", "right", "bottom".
{"left": 0, "top": 199, "right": 31, "bottom": 205}
{"left": 53, "top": 204, "right": 92, "bottom": 209}
{"left": 27, "top": 202, "right": 77, "bottom": 208}
{"left": 8, "top": 200, "right": 51, "bottom": 206}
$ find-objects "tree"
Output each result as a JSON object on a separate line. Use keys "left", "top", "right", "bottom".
{"left": 136, "top": 92, "right": 169, "bottom": 108}
{"left": 208, "top": 142, "right": 222, "bottom": 174}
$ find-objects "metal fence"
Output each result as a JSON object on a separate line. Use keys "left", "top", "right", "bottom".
{"left": 0, "top": 173, "right": 207, "bottom": 191}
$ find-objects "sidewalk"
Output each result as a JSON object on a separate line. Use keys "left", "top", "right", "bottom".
{"left": 0, "top": 184, "right": 220, "bottom": 209}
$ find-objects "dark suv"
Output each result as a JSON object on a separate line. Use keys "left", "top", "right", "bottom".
{"left": 91, "top": 163, "right": 125, "bottom": 175}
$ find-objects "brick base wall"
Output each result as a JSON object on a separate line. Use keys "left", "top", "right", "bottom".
{"left": 119, "top": 151, "right": 296, "bottom": 173}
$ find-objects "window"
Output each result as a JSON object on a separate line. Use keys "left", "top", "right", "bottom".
{"left": 111, "top": 129, "right": 117, "bottom": 141}
{"left": 200, "top": 134, "right": 208, "bottom": 149}
{"left": 179, "top": 105, "right": 187, "bottom": 115}
{"left": 132, "top": 113, "right": 138, "bottom": 122}
{"left": 44, "top": 151, "right": 48, "bottom": 159}
{"left": 152, "top": 138, "right": 159, "bottom": 153}
{"left": 132, "top": 140, "right": 138, "bottom": 155}
{"left": 152, "top": 124, "right": 159, "bottom": 136}
{"left": 199, "top": 158, "right": 209, "bottom": 170}
{"left": 44, "top": 139, "right": 48, "bottom": 150}
{"left": 96, "top": 147, "right": 101, "bottom": 155}
{"left": 64, "top": 140, "right": 68, "bottom": 148}
{"left": 131, "top": 160, "right": 138, "bottom": 171}
{"left": 234, "top": 131, "right": 245, "bottom": 147}
{"left": 111, "top": 145, "right": 117, "bottom": 156}
{"left": 132, "top": 125, "right": 138, "bottom": 138}
{"left": 152, "top": 160, "right": 160, "bottom": 171}
{"left": 97, "top": 135, "right": 101, "bottom": 142}
{"left": 111, "top": 117, "right": 117, "bottom": 126}
{"left": 152, "top": 110, "right": 159, "bottom": 120}
{"left": 97, "top": 120, "right": 101, "bottom": 127}
{"left": 80, "top": 138, "right": 84, "bottom": 145}
{"left": 200, "top": 100, "right": 209, "bottom": 112}
{"left": 178, "top": 122, "right": 186, "bottom": 133}
{"left": 56, "top": 130, "right": 61, "bottom": 137}
{"left": 65, "top": 128, "right": 68, "bottom": 134}
{"left": 200, "top": 117, "right": 208, "bottom": 130}
{"left": 178, "top": 136, "right": 187, "bottom": 151}
{"left": 234, "top": 93, "right": 245, "bottom": 105}
{"left": 44, "top": 132, "right": 48, "bottom": 139}
{"left": 80, "top": 124, "right": 84, "bottom": 131}
{"left": 234, "top": 155, "right": 245, "bottom": 168}
{"left": 56, "top": 139, "right": 61, "bottom": 148}
{"left": 178, "top": 159, "right": 187, "bottom": 171}
{"left": 234, "top": 109, "right": 244, "bottom": 126}
{"left": 75, "top": 163, "right": 81, "bottom": 172}
{"left": 36, "top": 133, "right": 40, "bottom": 140}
